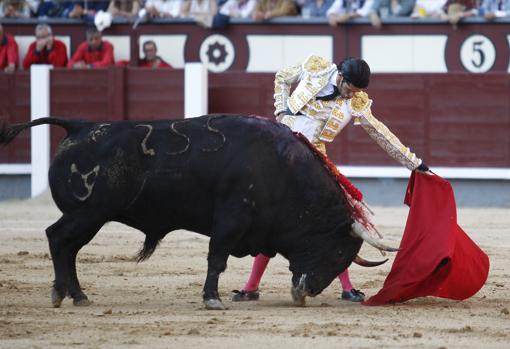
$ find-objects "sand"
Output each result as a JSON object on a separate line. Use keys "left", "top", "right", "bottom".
{"left": 0, "top": 191, "right": 509, "bottom": 349}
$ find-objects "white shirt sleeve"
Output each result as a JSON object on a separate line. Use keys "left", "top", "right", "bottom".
{"left": 326, "top": 0, "right": 346, "bottom": 16}
{"left": 357, "top": 0, "right": 374, "bottom": 16}
{"left": 161, "top": 0, "right": 183, "bottom": 17}
{"left": 240, "top": 0, "right": 257, "bottom": 18}
{"left": 219, "top": 0, "right": 235, "bottom": 16}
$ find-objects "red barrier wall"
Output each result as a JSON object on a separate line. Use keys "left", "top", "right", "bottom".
{"left": 0, "top": 73, "right": 30, "bottom": 163}
{"left": 1, "top": 70, "right": 509, "bottom": 167}
{"left": 209, "top": 72, "right": 510, "bottom": 167}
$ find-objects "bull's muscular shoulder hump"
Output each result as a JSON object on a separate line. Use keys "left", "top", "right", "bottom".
{"left": 215, "top": 114, "right": 285, "bottom": 134}
{"left": 273, "top": 130, "right": 317, "bottom": 164}
{"left": 214, "top": 115, "right": 299, "bottom": 153}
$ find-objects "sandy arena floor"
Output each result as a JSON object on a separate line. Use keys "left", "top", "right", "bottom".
{"left": 0, "top": 191, "right": 509, "bottom": 349}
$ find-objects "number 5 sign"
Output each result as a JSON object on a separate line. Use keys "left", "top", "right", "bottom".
{"left": 460, "top": 34, "right": 496, "bottom": 73}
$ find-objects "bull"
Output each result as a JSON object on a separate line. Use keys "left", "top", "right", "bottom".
{"left": 0, "top": 115, "right": 392, "bottom": 310}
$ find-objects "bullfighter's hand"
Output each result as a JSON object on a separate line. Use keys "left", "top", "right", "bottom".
{"left": 418, "top": 169, "right": 434, "bottom": 175}
{"left": 416, "top": 163, "right": 433, "bottom": 175}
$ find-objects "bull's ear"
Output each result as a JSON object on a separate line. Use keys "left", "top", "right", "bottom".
{"left": 353, "top": 255, "right": 388, "bottom": 267}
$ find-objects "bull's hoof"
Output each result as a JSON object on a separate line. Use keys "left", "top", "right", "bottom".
{"left": 291, "top": 287, "right": 306, "bottom": 307}
{"left": 51, "top": 288, "right": 64, "bottom": 308}
{"left": 73, "top": 298, "right": 92, "bottom": 307}
{"left": 204, "top": 299, "right": 226, "bottom": 310}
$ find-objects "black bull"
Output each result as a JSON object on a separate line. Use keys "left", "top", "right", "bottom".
{"left": 0, "top": 115, "right": 363, "bottom": 309}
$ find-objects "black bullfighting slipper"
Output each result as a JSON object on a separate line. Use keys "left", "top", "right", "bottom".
{"left": 341, "top": 289, "right": 365, "bottom": 302}
{"left": 231, "top": 289, "right": 260, "bottom": 302}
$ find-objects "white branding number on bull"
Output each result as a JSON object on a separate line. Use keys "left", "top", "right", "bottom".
{"left": 136, "top": 124, "right": 156, "bottom": 156}
{"left": 70, "top": 164, "right": 101, "bottom": 201}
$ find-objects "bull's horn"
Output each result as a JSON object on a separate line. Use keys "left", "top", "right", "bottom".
{"left": 351, "top": 222, "right": 399, "bottom": 252}
{"left": 353, "top": 255, "right": 388, "bottom": 267}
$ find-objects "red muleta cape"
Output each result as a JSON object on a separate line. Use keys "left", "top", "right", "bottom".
{"left": 363, "top": 172, "right": 489, "bottom": 306}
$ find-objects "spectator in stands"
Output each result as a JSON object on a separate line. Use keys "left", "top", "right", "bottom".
{"left": 480, "top": 0, "right": 509, "bottom": 20}
{"left": 107, "top": 0, "right": 139, "bottom": 19}
{"left": 66, "top": 0, "right": 109, "bottom": 22}
{"left": 0, "top": 23, "right": 18, "bottom": 73}
{"left": 68, "top": 27, "right": 114, "bottom": 68}
{"left": 410, "top": 0, "right": 446, "bottom": 18}
{"left": 181, "top": 0, "right": 221, "bottom": 28}
{"left": 25, "top": 0, "right": 39, "bottom": 16}
{"left": 23, "top": 23, "right": 68, "bottom": 70}
{"left": 0, "top": 0, "right": 31, "bottom": 18}
{"left": 294, "top": 0, "right": 306, "bottom": 12}
{"left": 439, "top": 0, "right": 477, "bottom": 27}
{"left": 370, "top": 0, "right": 416, "bottom": 29}
{"left": 252, "top": 0, "right": 297, "bottom": 21}
{"left": 300, "top": 0, "right": 334, "bottom": 17}
{"left": 327, "top": 0, "right": 373, "bottom": 24}
{"left": 36, "top": 0, "right": 72, "bottom": 18}
{"left": 219, "top": 0, "right": 257, "bottom": 18}
{"left": 139, "top": 40, "right": 172, "bottom": 68}
{"left": 144, "top": 0, "right": 184, "bottom": 18}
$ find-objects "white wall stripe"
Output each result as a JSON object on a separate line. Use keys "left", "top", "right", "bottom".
{"left": 0, "top": 164, "right": 31, "bottom": 175}
{"left": 337, "top": 166, "right": 510, "bottom": 180}
{"left": 246, "top": 35, "right": 333, "bottom": 72}
{"left": 2, "top": 164, "right": 509, "bottom": 180}
{"left": 362, "top": 35, "right": 448, "bottom": 73}
{"left": 103, "top": 35, "right": 130, "bottom": 62}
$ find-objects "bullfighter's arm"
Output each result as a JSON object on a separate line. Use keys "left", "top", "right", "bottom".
{"left": 351, "top": 92, "right": 422, "bottom": 171}
{"left": 273, "top": 62, "right": 303, "bottom": 116}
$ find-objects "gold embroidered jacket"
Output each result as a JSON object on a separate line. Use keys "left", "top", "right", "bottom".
{"left": 273, "top": 55, "right": 422, "bottom": 170}
{"left": 274, "top": 55, "right": 338, "bottom": 116}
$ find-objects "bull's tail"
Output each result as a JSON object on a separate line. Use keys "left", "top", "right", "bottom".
{"left": 136, "top": 235, "right": 162, "bottom": 262}
{"left": 0, "top": 117, "right": 79, "bottom": 146}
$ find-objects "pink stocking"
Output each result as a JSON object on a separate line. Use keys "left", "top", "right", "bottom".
{"left": 338, "top": 268, "right": 353, "bottom": 291}
{"left": 243, "top": 254, "right": 271, "bottom": 292}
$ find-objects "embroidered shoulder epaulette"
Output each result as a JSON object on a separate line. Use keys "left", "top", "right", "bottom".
{"left": 350, "top": 91, "right": 372, "bottom": 116}
{"left": 302, "top": 55, "right": 335, "bottom": 77}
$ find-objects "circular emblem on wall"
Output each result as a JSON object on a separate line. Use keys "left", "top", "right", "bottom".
{"left": 460, "top": 34, "right": 496, "bottom": 73}
{"left": 199, "top": 34, "right": 235, "bottom": 73}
